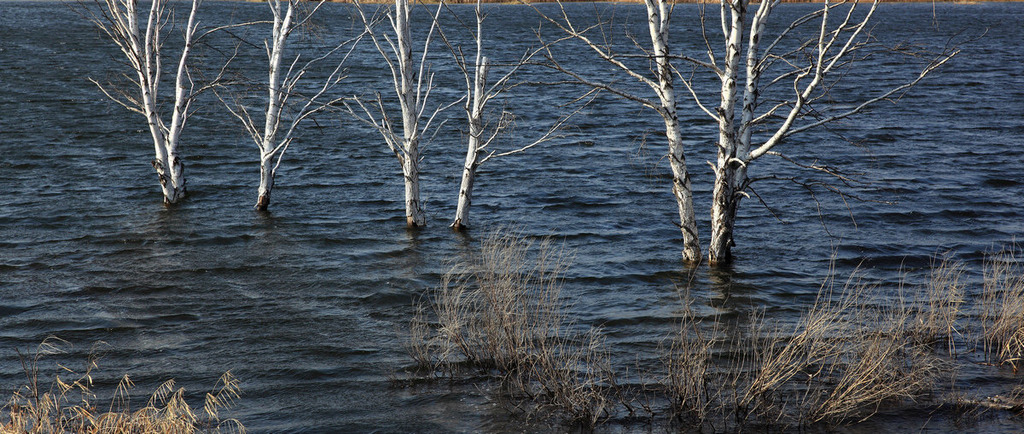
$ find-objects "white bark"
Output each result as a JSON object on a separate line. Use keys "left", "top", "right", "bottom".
{"left": 536, "top": 0, "right": 701, "bottom": 262}
{"left": 88, "top": 0, "right": 203, "bottom": 204}
{"left": 349, "top": 0, "right": 453, "bottom": 228}
{"left": 258, "top": 0, "right": 293, "bottom": 210}
{"left": 708, "top": 0, "right": 748, "bottom": 265}
{"left": 452, "top": 53, "right": 487, "bottom": 230}
{"left": 646, "top": 0, "right": 701, "bottom": 262}
{"left": 220, "top": 0, "right": 359, "bottom": 211}
{"left": 698, "top": 0, "right": 957, "bottom": 264}
{"left": 395, "top": 0, "right": 425, "bottom": 227}
{"left": 445, "top": 1, "right": 576, "bottom": 231}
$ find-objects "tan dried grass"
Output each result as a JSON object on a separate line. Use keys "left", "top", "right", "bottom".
{"left": 914, "top": 254, "right": 966, "bottom": 354}
{"left": 413, "top": 229, "right": 610, "bottom": 426}
{"left": 662, "top": 297, "right": 713, "bottom": 424}
{"left": 411, "top": 235, "right": 1016, "bottom": 429}
{"left": 1, "top": 337, "right": 244, "bottom": 434}
{"left": 664, "top": 270, "right": 945, "bottom": 429}
{"left": 981, "top": 247, "right": 1024, "bottom": 370}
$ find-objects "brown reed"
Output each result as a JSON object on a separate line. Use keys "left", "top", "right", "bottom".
{"left": 1, "top": 338, "right": 244, "bottom": 434}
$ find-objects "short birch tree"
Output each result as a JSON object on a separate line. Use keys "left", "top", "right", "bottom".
{"left": 535, "top": 0, "right": 703, "bottom": 262}
{"left": 220, "top": 0, "right": 363, "bottom": 211}
{"left": 347, "top": 0, "right": 455, "bottom": 227}
{"left": 440, "top": 1, "right": 582, "bottom": 231}
{"left": 691, "top": 0, "right": 957, "bottom": 264}
{"left": 86, "top": 0, "right": 212, "bottom": 204}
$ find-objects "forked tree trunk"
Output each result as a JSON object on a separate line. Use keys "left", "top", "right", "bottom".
{"left": 149, "top": 0, "right": 198, "bottom": 205}
{"left": 223, "top": 0, "right": 351, "bottom": 212}
{"left": 91, "top": 0, "right": 200, "bottom": 205}
{"left": 349, "top": 0, "right": 438, "bottom": 227}
{"left": 153, "top": 152, "right": 186, "bottom": 204}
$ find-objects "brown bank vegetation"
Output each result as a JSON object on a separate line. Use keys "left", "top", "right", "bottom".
{"left": 1, "top": 339, "right": 243, "bottom": 434}
{"left": 406, "top": 230, "right": 1024, "bottom": 430}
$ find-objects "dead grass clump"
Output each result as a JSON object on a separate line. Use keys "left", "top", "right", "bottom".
{"left": 411, "top": 241, "right": 1008, "bottom": 429}
{"left": 913, "top": 254, "right": 966, "bottom": 353}
{"left": 805, "top": 284, "right": 944, "bottom": 424}
{"left": 411, "top": 230, "right": 611, "bottom": 426}
{"left": 981, "top": 247, "right": 1024, "bottom": 370}
{"left": 664, "top": 272, "right": 945, "bottom": 430}
{"left": 1, "top": 337, "right": 244, "bottom": 434}
{"left": 663, "top": 306, "right": 713, "bottom": 424}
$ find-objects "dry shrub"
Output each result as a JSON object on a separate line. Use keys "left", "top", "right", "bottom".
{"left": 981, "top": 247, "right": 1024, "bottom": 370}
{"left": 1, "top": 337, "right": 244, "bottom": 434}
{"left": 805, "top": 283, "right": 943, "bottom": 424}
{"left": 665, "top": 272, "right": 944, "bottom": 430}
{"left": 663, "top": 300, "right": 713, "bottom": 424}
{"left": 413, "top": 230, "right": 610, "bottom": 426}
{"left": 411, "top": 239, "right": 1010, "bottom": 429}
{"left": 914, "top": 254, "right": 966, "bottom": 353}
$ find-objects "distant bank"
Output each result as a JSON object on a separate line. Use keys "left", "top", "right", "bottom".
{"left": 311, "top": 0, "right": 1021, "bottom": 4}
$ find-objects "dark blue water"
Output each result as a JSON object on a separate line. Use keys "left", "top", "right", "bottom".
{"left": 1, "top": 1, "right": 1022, "bottom": 431}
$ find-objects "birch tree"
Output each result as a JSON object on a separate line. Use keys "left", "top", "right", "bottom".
{"left": 440, "top": 1, "right": 581, "bottom": 231}
{"left": 87, "top": 0, "right": 210, "bottom": 204}
{"left": 348, "top": 0, "right": 454, "bottom": 227}
{"left": 692, "top": 0, "right": 957, "bottom": 264}
{"left": 220, "top": 0, "right": 363, "bottom": 211}
{"left": 535, "top": 0, "right": 703, "bottom": 262}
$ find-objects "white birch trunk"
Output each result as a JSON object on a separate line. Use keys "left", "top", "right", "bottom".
{"left": 92, "top": 0, "right": 200, "bottom": 205}
{"left": 257, "top": 154, "right": 275, "bottom": 211}
{"left": 708, "top": 0, "right": 747, "bottom": 265}
{"left": 219, "top": 0, "right": 355, "bottom": 211}
{"left": 255, "top": 0, "right": 292, "bottom": 211}
{"left": 452, "top": 55, "right": 488, "bottom": 230}
{"left": 348, "top": 0, "right": 444, "bottom": 227}
{"left": 645, "top": 0, "right": 701, "bottom": 262}
{"left": 396, "top": 0, "right": 425, "bottom": 227}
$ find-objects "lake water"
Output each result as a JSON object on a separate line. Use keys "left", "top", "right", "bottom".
{"left": 1, "top": 1, "right": 1023, "bottom": 431}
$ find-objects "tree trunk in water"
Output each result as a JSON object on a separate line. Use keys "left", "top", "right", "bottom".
{"left": 396, "top": 0, "right": 424, "bottom": 228}
{"left": 667, "top": 125, "right": 701, "bottom": 263}
{"left": 153, "top": 152, "right": 186, "bottom": 205}
{"left": 256, "top": 155, "right": 274, "bottom": 211}
{"left": 645, "top": 0, "right": 700, "bottom": 263}
{"left": 708, "top": 0, "right": 746, "bottom": 265}
{"left": 403, "top": 151, "right": 425, "bottom": 227}
{"left": 708, "top": 166, "right": 744, "bottom": 265}
{"left": 452, "top": 152, "right": 477, "bottom": 231}
{"left": 452, "top": 56, "right": 488, "bottom": 231}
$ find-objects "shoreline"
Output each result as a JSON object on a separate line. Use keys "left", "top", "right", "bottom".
{"left": 327, "top": 0, "right": 1022, "bottom": 4}
{"left": 229, "top": 0, "right": 1024, "bottom": 4}
{"left": 7, "top": 0, "right": 1019, "bottom": 4}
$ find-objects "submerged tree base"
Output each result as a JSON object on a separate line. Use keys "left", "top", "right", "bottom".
{"left": 255, "top": 193, "right": 271, "bottom": 212}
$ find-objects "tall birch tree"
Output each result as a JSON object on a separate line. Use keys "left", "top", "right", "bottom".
{"left": 536, "top": 0, "right": 703, "bottom": 262}
{"left": 86, "top": 0, "right": 211, "bottom": 204}
{"left": 348, "top": 0, "right": 453, "bottom": 227}
{"left": 692, "top": 0, "right": 957, "bottom": 264}
{"left": 220, "top": 0, "right": 363, "bottom": 211}
{"left": 440, "top": 1, "right": 581, "bottom": 231}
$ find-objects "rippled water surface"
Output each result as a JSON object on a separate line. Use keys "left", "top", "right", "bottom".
{"left": 1, "top": 1, "right": 1023, "bottom": 432}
